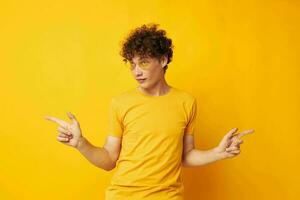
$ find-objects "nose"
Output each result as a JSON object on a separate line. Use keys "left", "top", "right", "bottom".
{"left": 133, "top": 65, "right": 143, "bottom": 75}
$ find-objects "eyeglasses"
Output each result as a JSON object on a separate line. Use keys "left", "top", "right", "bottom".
{"left": 125, "top": 60, "right": 151, "bottom": 71}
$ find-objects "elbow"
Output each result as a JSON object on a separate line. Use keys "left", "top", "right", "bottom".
{"left": 181, "top": 154, "right": 190, "bottom": 167}
{"left": 182, "top": 149, "right": 194, "bottom": 167}
{"left": 101, "top": 148, "right": 119, "bottom": 171}
{"left": 102, "top": 161, "right": 117, "bottom": 171}
{"left": 103, "top": 167, "right": 113, "bottom": 171}
{"left": 106, "top": 165, "right": 116, "bottom": 171}
{"left": 182, "top": 158, "right": 189, "bottom": 167}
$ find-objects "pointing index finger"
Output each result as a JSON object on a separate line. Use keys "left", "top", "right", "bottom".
{"left": 236, "top": 129, "right": 255, "bottom": 139}
{"left": 45, "top": 115, "right": 69, "bottom": 129}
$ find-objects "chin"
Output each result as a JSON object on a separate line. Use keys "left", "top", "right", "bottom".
{"left": 139, "top": 83, "right": 148, "bottom": 89}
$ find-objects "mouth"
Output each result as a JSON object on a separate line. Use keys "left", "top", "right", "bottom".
{"left": 136, "top": 78, "right": 147, "bottom": 83}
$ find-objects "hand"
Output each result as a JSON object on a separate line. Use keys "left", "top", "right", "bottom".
{"left": 45, "top": 112, "right": 83, "bottom": 148}
{"left": 214, "top": 128, "right": 254, "bottom": 159}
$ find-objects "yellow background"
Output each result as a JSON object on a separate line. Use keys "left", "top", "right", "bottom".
{"left": 1, "top": 0, "right": 299, "bottom": 199}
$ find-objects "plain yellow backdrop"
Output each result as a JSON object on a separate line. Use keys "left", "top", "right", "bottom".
{"left": 1, "top": 0, "right": 299, "bottom": 199}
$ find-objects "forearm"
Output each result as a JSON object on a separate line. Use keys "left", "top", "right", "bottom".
{"left": 182, "top": 147, "right": 224, "bottom": 167}
{"left": 76, "top": 137, "right": 115, "bottom": 171}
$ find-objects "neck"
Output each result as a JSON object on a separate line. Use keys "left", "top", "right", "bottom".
{"left": 138, "top": 79, "right": 171, "bottom": 96}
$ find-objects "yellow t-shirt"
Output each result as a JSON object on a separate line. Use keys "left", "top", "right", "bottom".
{"left": 105, "top": 86, "right": 197, "bottom": 200}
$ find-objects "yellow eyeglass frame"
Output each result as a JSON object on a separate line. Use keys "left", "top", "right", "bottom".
{"left": 125, "top": 60, "right": 151, "bottom": 71}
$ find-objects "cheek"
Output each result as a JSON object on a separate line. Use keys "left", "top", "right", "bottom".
{"left": 151, "top": 69, "right": 162, "bottom": 79}
{"left": 144, "top": 66, "right": 160, "bottom": 81}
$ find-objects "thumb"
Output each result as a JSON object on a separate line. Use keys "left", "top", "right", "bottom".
{"left": 67, "top": 112, "right": 78, "bottom": 124}
{"left": 219, "top": 128, "right": 238, "bottom": 147}
{"left": 225, "top": 127, "right": 238, "bottom": 140}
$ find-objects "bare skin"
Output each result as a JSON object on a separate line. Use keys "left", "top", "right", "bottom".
{"left": 129, "top": 54, "right": 170, "bottom": 96}
{"left": 215, "top": 128, "right": 254, "bottom": 159}
{"left": 182, "top": 128, "right": 254, "bottom": 167}
{"left": 45, "top": 112, "right": 83, "bottom": 148}
{"left": 45, "top": 112, "right": 120, "bottom": 171}
{"left": 45, "top": 55, "right": 255, "bottom": 170}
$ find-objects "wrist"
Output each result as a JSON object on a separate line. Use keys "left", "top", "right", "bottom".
{"left": 76, "top": 136, "right": 86, "bottom": 150}
{"left": 213, "top": 147, "right": 225, "bottom": 161}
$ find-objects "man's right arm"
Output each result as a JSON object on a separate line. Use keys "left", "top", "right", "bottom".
{"left": 76, "top": 135, "right": 122, "bottom": 171}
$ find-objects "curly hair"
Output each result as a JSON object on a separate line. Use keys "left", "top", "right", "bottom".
{"left": 120, "top": 23, "right": 174, "bottom": 73}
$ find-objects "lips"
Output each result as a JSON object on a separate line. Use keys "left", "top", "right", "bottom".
{"left": 137, "top": 78, "right": 146, "bottom": 83}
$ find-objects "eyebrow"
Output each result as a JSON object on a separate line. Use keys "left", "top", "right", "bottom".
{"left": 130, "top": 59, "right": 149, "bottom": 64}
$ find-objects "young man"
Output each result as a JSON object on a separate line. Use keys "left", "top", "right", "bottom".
{"left": 45, "top": 24, "right": 254, "bottom": 200}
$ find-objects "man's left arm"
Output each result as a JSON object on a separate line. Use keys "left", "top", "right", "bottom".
{"left": 182, "top": 134, "right": 223, "bottom": 167}
{"left": 182, "top": 128, "right": 254, "bottom": 167}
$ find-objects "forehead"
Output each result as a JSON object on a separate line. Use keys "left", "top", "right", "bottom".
{"left": 131, "top": 55, "right": 158, "bottom": 63}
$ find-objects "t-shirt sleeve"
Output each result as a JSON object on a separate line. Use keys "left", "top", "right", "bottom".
{"left": 184, "top": 98, "right": 197, "bottom": 136}
{"left": 107, "top": 98, "right": 123, "bottom": 137}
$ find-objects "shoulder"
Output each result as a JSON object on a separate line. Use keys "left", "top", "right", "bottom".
{"left": 110, "top": 87, "right": 137, "bottom": 105}
{"left": 173, "top": 87, "right": 197, "bottom": 103}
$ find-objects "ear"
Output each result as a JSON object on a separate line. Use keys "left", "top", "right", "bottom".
{"left": 160, "top": 56, "right": 168, "bottom": 68}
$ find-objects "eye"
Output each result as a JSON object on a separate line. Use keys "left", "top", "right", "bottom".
{"left": 139, "top": 61, "right": 149, "bottom": 68}
{"left": 129, "top": 62, "right": 136, "bottom": 70}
